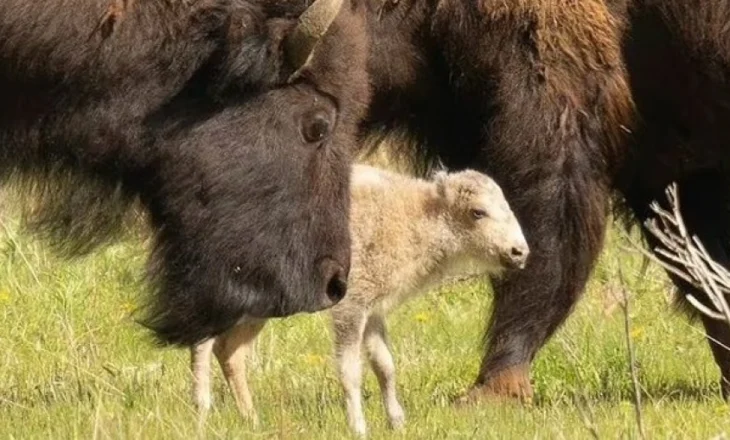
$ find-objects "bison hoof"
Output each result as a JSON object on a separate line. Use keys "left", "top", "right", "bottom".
{"left": 454, "top": 365, "right": 534, "bottom": 406}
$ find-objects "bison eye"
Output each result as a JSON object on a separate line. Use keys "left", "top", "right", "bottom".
{"left": 471, "top": 209, "right": 487, "bottom": 220}
{"left": 301, "top": 110, "right": 332, "bottom": 144}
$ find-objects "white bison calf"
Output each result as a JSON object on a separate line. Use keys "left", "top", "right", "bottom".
{"left": 190, "top": 165, "right": 529, "bottom": 435}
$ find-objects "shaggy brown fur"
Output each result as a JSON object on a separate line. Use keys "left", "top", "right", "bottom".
{"left": 360, "top": 0, "right": 730, "bottom": 400}
{"left": 622, "top": 0, "right": 730, "bottom": 398}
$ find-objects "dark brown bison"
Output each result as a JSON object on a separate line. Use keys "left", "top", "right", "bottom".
{"left": 360, "top": 0, "right": 730, "bottom": 399}
{"left": 0, "top": 0, "right": 371, "bottom": 346}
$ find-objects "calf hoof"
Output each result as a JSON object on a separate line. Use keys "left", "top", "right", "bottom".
{"left": 387, "top": 405, "right": 405, "bottom": 430}
{"left": 241, "top": 411, "right": 260, "bottom": 428}
{"left": 350, "top": 419, "right": 367, "bottom": 437}
{"left": 195, "top": 405, "right": 211, "bottom": 430}
{"left": 454, "top": 364, "right": 533, "bottom": 406}
{"left": 194, "top": 395, "right": 212, "bottom": 412}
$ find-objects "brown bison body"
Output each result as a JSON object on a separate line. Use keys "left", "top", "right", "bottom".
{"left": 0, "top": 0, "right": 371, "bottom": 345}
{"left": 362, "top": 0, "right": 730, "bottom": 398}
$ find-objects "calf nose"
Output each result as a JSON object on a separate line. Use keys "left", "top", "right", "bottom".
{"left": 511, "top": 246, "right": 525, "bottom": 258}
{"left": 509, "top": 244, "right": 529, "bottom": 269}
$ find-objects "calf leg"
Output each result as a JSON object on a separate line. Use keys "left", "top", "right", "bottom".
{"left": 212, "top": 319, "right": 267, "bottom": 423}
{"left": 363, "top": 313, "right": 404, "bottom": 430}
{"left": 332, "top": 307, "right": 369, "bottom": 436}
{"left": 191, "top": 338, "right": 216, "bottom": 412}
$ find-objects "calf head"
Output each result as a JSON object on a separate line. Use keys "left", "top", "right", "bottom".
{"left": 434, "top": 170, "right": 529, "bottom": 272}
{"left": 142, "top": 0, "right": 371, "bottom": 346}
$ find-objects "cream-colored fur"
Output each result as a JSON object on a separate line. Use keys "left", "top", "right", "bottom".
{"left": 189, "top": 164, "right": 529, "bottom": 436}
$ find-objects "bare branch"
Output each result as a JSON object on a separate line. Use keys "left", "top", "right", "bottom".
{"left": 685, "top": 295, "right": 727, "bottom": 321}
{"left": 637, "top": 182, "right": 730, "bottom": 324}
{"left": 616, "top": 264, "right": 645, "bottom": 440}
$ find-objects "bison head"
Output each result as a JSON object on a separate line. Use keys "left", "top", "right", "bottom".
{"left": 141, "top": 0, "right": 371, "bottom": 346}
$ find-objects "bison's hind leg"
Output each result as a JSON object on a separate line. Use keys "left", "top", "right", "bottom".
{"left": 636, "top": 170, "right": 730, "bottom": 399}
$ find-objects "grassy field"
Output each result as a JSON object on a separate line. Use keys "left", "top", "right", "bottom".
{"left": 1, "top": 194, "right": 730, "bottom": 439}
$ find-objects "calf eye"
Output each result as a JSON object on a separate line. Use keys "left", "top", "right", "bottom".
{"left": 471, "top": 209, "right": 487, "bottom": 220}
{"left": 300, "top": 110, "right": 332, "bottom": 144}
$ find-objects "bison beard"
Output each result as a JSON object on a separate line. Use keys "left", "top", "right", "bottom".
{"left": 0, "top": 0, "right": 371, "bottom": 346}
{"left": 361, "top": 0, "right": 730, "bottom": 399}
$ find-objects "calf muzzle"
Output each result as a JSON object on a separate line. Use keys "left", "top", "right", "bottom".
{"left": 502, "top": 244, "right": 529, "bottom": 270}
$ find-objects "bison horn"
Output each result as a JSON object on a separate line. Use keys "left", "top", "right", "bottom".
{"left": 284, "top": 0, "right": 345, "bottom": 78}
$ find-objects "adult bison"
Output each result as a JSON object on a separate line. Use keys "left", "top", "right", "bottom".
{"left": 0, "top": 0, "right": 371, "bottom": 346}
{"left": 360, "top": 0, "right": 730, "bottom": 399}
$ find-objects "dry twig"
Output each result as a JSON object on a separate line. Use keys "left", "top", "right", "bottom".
{"left": 616, "top": 264, "right": 645, "bottom": 440}
{"left": 640, "top": 183, "right": 730, "bottom": 324}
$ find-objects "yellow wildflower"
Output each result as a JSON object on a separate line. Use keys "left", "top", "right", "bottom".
{"left": 630, "top": 327, "right": 644, "bottom": 340}
{"left": 122, "top": 301, "right": 137, "bottom": 314}
{"left": 304, "top": 354, "right": 325, "bottom": 367}
{"left": 414, "top": 312, "right": 431, "bottom": 323}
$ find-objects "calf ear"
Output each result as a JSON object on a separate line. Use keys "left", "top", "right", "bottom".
{"left": 427, "top": 158, "right": 448, "bottom": 179}
{"left": 434, "top": 171, "right": 455, "bottom": 203}
{"left": 284, "top": 0, "right": 345, "bottom": 81}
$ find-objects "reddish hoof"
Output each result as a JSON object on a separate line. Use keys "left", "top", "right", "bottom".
{"left": 454, "top": 364, "right": 534, "bottom": 406}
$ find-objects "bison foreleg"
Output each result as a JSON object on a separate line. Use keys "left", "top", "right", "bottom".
{"left": 462, "top": 173, "right": 609, "bottom": 403}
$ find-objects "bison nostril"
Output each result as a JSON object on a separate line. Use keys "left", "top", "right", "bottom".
{"left": 511, "top": 246, "right": 525, "bottom": 257}
{"left": 326, "top": 268, "right": 348, "bottom": 303}
{"left": 318, "top": 257, "right": 348, "bottom": 306}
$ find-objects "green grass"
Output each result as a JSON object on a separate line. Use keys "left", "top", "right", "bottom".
{"left": 1, "top": 202, "right": 729, "bottom": 439}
